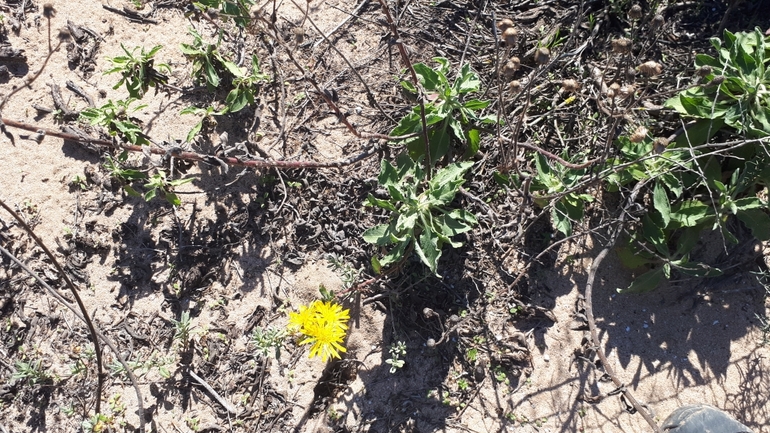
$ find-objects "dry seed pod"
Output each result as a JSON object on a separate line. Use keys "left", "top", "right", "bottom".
{"left": 651, "top": 14, "right": 665, "bottom": 30}
{"left": 611, "top": 37, "right": 632, "bottom": 54}
{"left": 607, "top": 82, "right": 620, "bottom": 98}
{"left": 697, "top": 65, "right": 713, "bottom": 77}
{"left": 497, "top": 18, "right": 514, "bottom": 32}
{"left": 503, "top": 27, "right": 519, "bottom": 46}
{"left": 561, "top": 79, "right": 580, "bottom": 92}
{"left": 628, "top": 4, "right": 643, "bottom": 20}
{"left": 629, "top": 125, "right": 648, "bottom": 143}
{"left": 638, "top": 60, "right": 662, "bottom": 77}
{"left": 534, "top": 47, "right": 550, "bottom": 65}
{"left": 508, "top": 80, "right": 522, "bottom": 93}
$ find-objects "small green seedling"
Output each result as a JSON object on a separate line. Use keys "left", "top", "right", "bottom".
{"left": 251, "top": 326, "right": 287, "bottom": 359}
{"left": 105, "top": 44, "right": 170, "bottom": 98}
{"left": 189, "top": 0, "right": 256, "bottom": 28}
{"left": 12, "top": 359, "right": 52, "bottom": 385}
{"left": 391, "top": 57, "right": 498, "bottom": 163}
{"left": 385, "top": 341, "right": 406, "bottom": 373}
{"left": 363, "top": 154, "right": 477, "bottom": 275}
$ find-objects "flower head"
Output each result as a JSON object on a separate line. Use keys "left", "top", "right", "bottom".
{"left": 288, "top": 300, "right": 350, "bottom": 362}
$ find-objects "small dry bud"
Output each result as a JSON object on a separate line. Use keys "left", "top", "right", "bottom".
{"left": 707, "top": 75, "right": 726, "bottom": 87}
{"left": 653, "top": 137, "right": 670, "bottom": 153}
{"left": 607, "top": 82, "right": 620, "bottom": 98}
{"left": 426, "top": 338, "right": 436, "bottom": 348}
{"left": 502, "top": 57, "right": 520, "bottom": 77}
{"left": 561, "top": 79, "right": 580, "bottom": 92}
{"left": 638, "top": 60, "right": 663, "bottom": 77}
{"left": 625, "top": 67, "right": 638, "bottom": 80}
{"left": 508, "top": 80, "right": 522, "bottom": 93}
{"left": 628, "top": 4, "right": 643, "bottom": 20}
{"left": 611, "top": 37, "right": 632, "bottom": 54}
{"left": 502, "top": 27, "right": 518, "bottom": 46}
{"left": 629, "top": 125, "right": 648, "bottom": 143}
{"left": 651, "top": 14, "right": 665, "bottom": 30}
{"left": 697, "top": 65, "right": 713, "bottom": 77}
{"left": 497, "top": 18, "right": 515, "bottom": 32}
{"left": 43, "top": 3, "right": 56, "bottom": 17}
{"left": 534, "top": 47, "right": 550, "bottom": 65}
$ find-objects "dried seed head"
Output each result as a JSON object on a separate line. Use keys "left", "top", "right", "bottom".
{"left": 707, "top": 75, "right": 726, "bottom": 87}
{"left": 502, "top": 27, "right": 519, "bottom": 46}
{"left": 653, "top": 137, "right": 670, "bottom": 153}
{"left": 534, "top": 47, "right": 550, "bottom": 66}
{"left": 607, "top": 82, "right": 620, "bottom": 98}
{"left": 619, "top": 84, "right": 636, "bottom": 98}
{"left": 629, "top": 125, "right": 648, "bottom": 143}
{"left": 502, "top": 62, "right": 518, "bottom": 78}
{"left": 497, "top": 18, "right": 515, "bottom": 32}
{"left": 638, "top": 60, "right": 663, "bottom": 77}
{"left": 561, "top": 79, "right": 580, "bottom": 93}
{"left": 628, "top": 4, "right": 643, "bottom": 20}
{"left": 651, "top": 14, "right": 665, "bottom": 30}
{"left": 508, "top": 80, "right": 522, "bottom": 93}
{"left": 611, "top": 37, "right": 632, "bottom": 54}
{"left": 625, "top": 67, "right": 638, "bottom": 81}
{"left": 43, "top": 3, "right": 56, "bottom": 17}
{"left": 697, "top": 65, "right": 713, "bottom": 77}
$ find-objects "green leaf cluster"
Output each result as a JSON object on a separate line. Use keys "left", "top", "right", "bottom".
{"left": 362, "top": 154, "right": 477, "bottom": 275}
{"left": 530, "top": 153, "right": 594, "bottom": 236}
{"left": 103, "top": 152, "right": 193, "bottom": 206}
{"left": 180, "top": 28, "right": 268, "bottom": 114}
{"left": 391, "top": 58, "right": 498, "bottom": 164}
{"left": 665, "top": 27, "right": 770, "bottom": 138}
{"left": 105, "top": 44, "right": 170, "bottom": 99}
{"left": 80, "top": 99, "right": 149, "bottom": 145}
{"left": 189, "top": 0, "right": 256, "bottom": 28}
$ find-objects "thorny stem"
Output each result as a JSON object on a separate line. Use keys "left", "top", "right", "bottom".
{"left": 376, "top": 0, "right": 432, "bottom": 176}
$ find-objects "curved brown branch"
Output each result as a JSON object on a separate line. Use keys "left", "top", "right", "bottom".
{"left": 583, "top": 182, "right": 662, "bottom": 433}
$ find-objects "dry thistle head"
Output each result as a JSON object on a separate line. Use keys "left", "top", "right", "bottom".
{"left": 611, "top": 37, "right": 632, "bottom": 54}
{"left": 696, "top": 65, "right": 713, "bottom": 77}
{"left": 534, "top": 47, "right": 550, "bottom": 66}
{"left": 638, "top": 60, "right": 663, "bottom": 77}
{"left": 629, "top": 125, "right": 648, "bottom": 143}
{"left": 502, "top": 27, "right": 519, "bottom": 46}
{"left": 508, "top": 80, "right": 522, "bottom": 93}
{"left": 561, "top": 79, "right": 580, "bottom": 93}
{"left": 651, "top": 14, "right": 665, "bottom": 30}
{"left": 628, "top": 4, "right": 643, "bottom": 20}
{"left": 497, "top": 18, "right": 515, "bottom": 32}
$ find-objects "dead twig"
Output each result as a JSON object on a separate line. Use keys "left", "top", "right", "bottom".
{"left": 102, "top": 3, "right": 158, "bottom": 24}
{"left": 583, "top": 181, "right": 662, "bottom": 433}
{"left": 189, "top": 370, "right": 238, "bottom": 415}
{"left": 0, "top": 117, "right": 390, "bottom": 169}
{"left": 0, "top": 199, "right": 106, "bottom": 418}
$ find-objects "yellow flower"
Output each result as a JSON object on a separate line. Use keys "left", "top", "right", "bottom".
{"left": 289, "top": 300, "right": 350, "bottom": 362}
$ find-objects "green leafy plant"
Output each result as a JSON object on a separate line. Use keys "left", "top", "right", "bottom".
{"left": 80, "top": 99, "right": 149, "bottom": 145}
{"left": 180, "top": 28, "right": 267, "bottom": 113}
{"left": 105, "top": 44, "right": 170, "bottom": 98}
{"left": 12, "top": 359, "right": 52, "bottom": 385}
{"left": 180, "top": 105, "right": 223, "bottom": 143}
{"left": 363, "top": 154, "right": 477, "bottom": 275}
{"left": 171, "top": 310, "right": 194, "bottom": 351}
{"left": 391, "top": 58, "right": 498, "bottom": 163}
{"left": 665, "top": 27, "right": 770, "bottom": 138}
{"left": 251, "top": 326, "right": 287, "bottom": 359}
{"left": 385, "top": 341, "right": 407, "bottom": 373}
{"left": 143, "top": 171, "right": 194, "bottom": 206}
{"left": 189, "top": 0, "right": 256, "bottom": 28}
